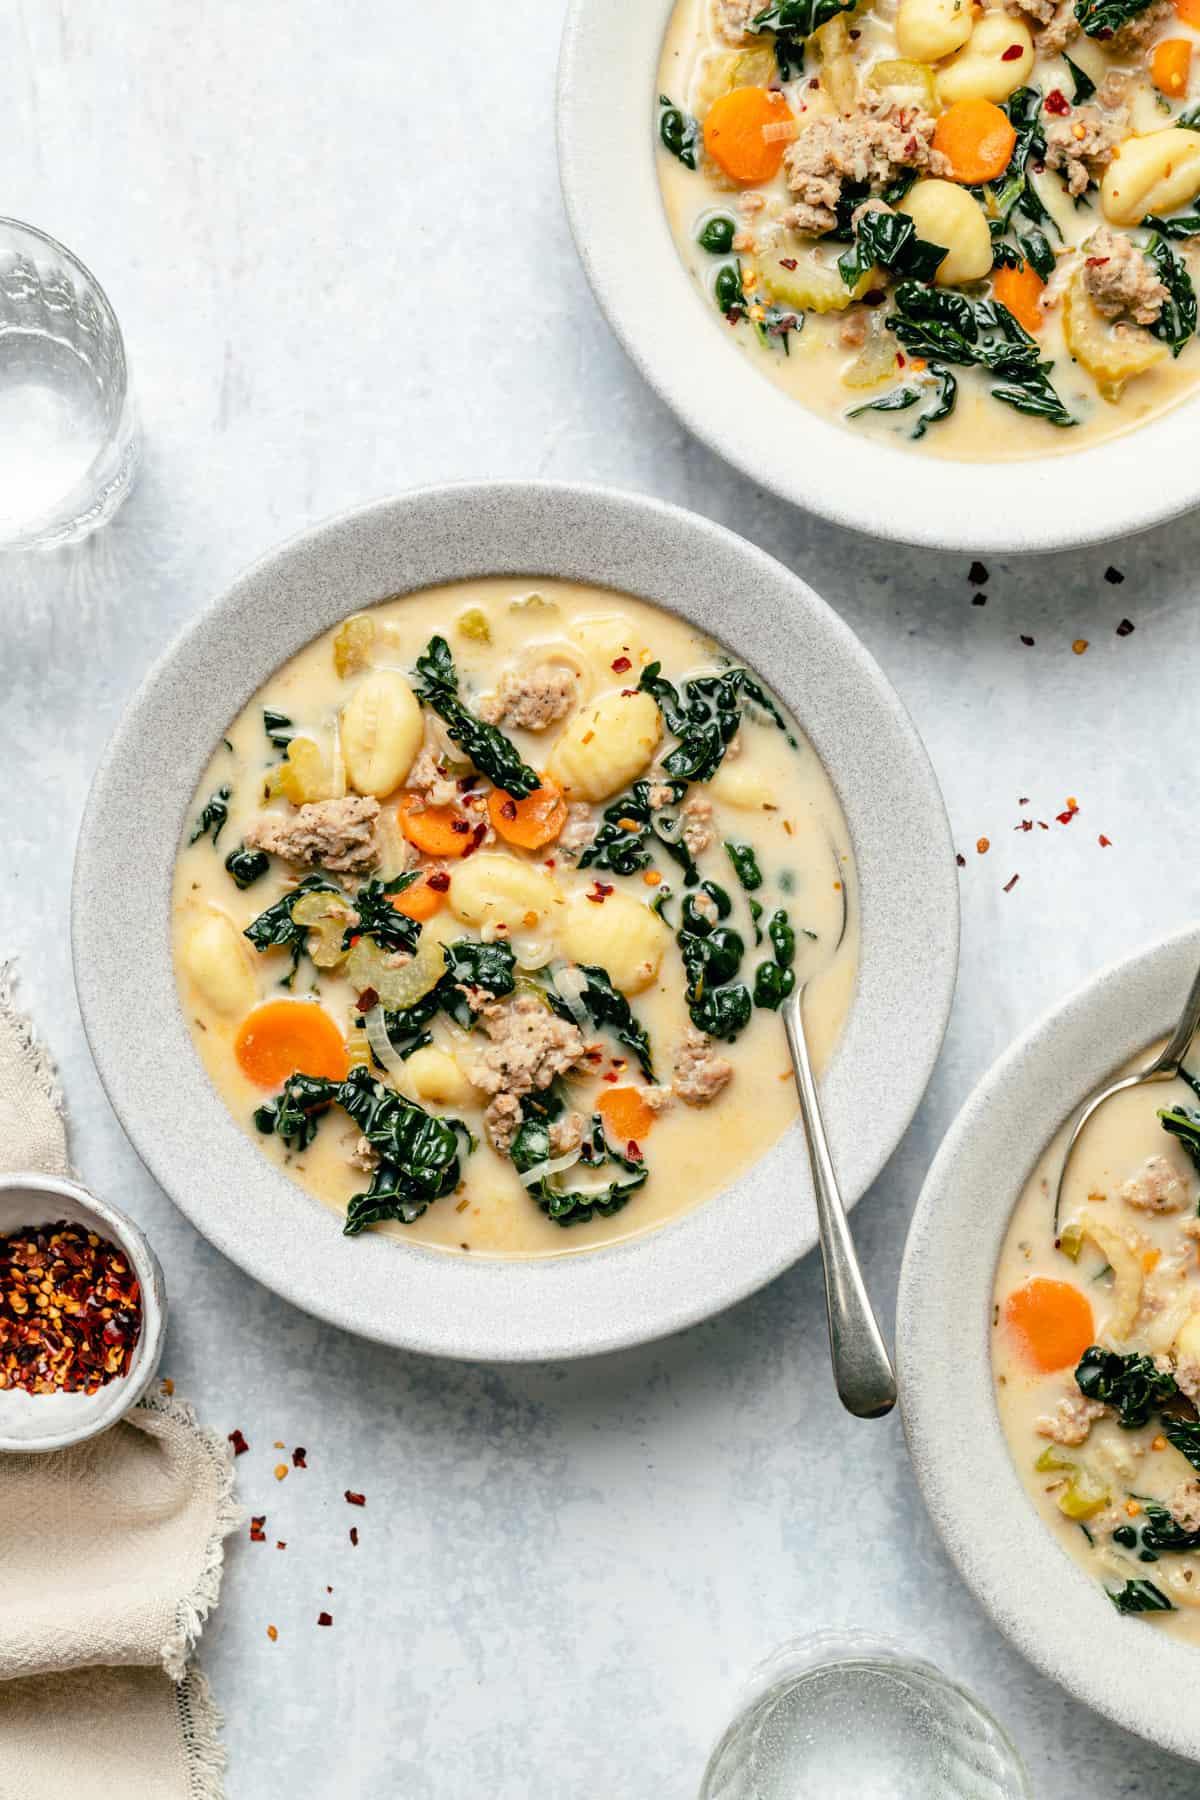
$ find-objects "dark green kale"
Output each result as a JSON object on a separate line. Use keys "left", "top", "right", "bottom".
{"left": 1146, "top": 233, "right": 1197, "bottom": 356}
{"left": 547, "top": 963, "right": 654, "bottom": 1080}
{"left": 413, "top": 636, "right": 539, "bottom": 799}
{"left": 748, "top": 0, "right": 857, "bottom": 37}
{"left": 1158, "top": 1101, "right": 1200, "bottom": 1174}
{"left": 1063, "top": 55, "right": 1096, "bottom": 102}
{"left": 224, "top": 845, "right": 271, "bottom": 889}
{"left": 849, "top": 365, "right": 958, "bottom": 437}
{"left": 263, "top": 708, "right": 294, "bottom": 750}
{"left": 886, "top": 283, "right": 1074, "bottom": 427}
{"left": 1075, "top": 1345, "right": 1179, "bottom": 1428}
{"left": 580, "top": 777, "right": 699, "bottom": 887}
{"left": 1179, "top": 101, "right": 1200, "bottom": 130}
{"left": 1075, "top": 0, "right": 1156, "bottom": 37}
{"left": 847, "top": 386, "right": 922, "bottom": 420}
{"left": 336, "top": 1066, "right": 468, "bottom": 1233}
{"left": 189, "top": 786, "right": 231, "bottom": 847}
{"left": 677, "top": 882, "right": 753, "bottom": 1041}
{"left": 715, "top": 260, "right": 746, "bottom": 319}
{"left": 754, "top": 908, "right": 798, "bottom": 1010}
{"left": 511, "top": 1108, "right": 648, "bottom": 1226}
{"left": 1165, "top": 1420, "right": 1200, "bottom": 1472}
{"left": 838, "top": 207, "right": 947, "bottom": 290}
{"left": 989, "top": 90, "right": 1059, "bottom": 248}
{"left": 254, "top": 1072, "right": 339, "bottom": 1150}
{"left": 1106, "top": 1578, "right": 1174, "bottom": 1614}
{"left": 1145, "top": 210, "right": 1200, "bottom": 239}
{"left": 698, "top": 214, "right": 737, "bottom": 255}
{"left": 380, "top": 938, "right": 516, "bottom": 1051}
{"left": 243, "top": 873, "right": 342, "bottom": 988}
{"left": 349, "top": 874, "right": 423, "bottom": 955}
{"left": 1139, "top": 1502, "right": 1200, "bottom": 1555}
{"left": 639, "top": 660, "right": 789, "bottom": 784}
{"left": 659, "top": 94, "right": 700, "bottom": 168}
{"left": 725, "top": 842, "right": 763, "bottom": 891}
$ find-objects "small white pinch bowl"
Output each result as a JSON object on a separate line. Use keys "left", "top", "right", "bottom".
{"left": 0, "top": 1172, "right": 166, "bottom": 1454}
{"left": 73, "top": 481, "right": 958, "bottom": 1361}
{"left": 898, "top": 922, "right": 1200, "bottom": 1761}
{"left": 557, "top": 0, "right": 1200, "bottom": 553}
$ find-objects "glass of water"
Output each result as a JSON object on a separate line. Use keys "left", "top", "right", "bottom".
{"left": 699, "top": 1632, "right": 1029, "bottom": 1800}
{"left": 0, "top": 219, "right": 138, "bottom": 549}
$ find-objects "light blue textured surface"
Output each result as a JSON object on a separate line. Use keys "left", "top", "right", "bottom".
{"left": 2, "top": 1, "right": 1199, "bottom": 1793}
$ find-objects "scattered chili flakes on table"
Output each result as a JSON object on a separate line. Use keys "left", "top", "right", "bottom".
{"left": 345, "top": 1489, "right": 366, "bottom": 1507}
{"left": 969, "top": 560, "right": 989, "bottom": 586}
{"left": 292, "top": 1446, "right": 307, "bottom": 1468}
{"left": 1072, "top": 639, "right": 1088, "bottom": 655}
{"left": 250, "top": 1515, "right": 267, "bottom": 1543}
{"left": 274, "top": 1463, "right": 288, "bottom": 1482}
{"left": 349, "top": 1527, "right": 359, "bottom": 1546}
{"left": 1099, "top": 834, "right": 1112, "bottom": 848}
{"left": 1105, "top": 566, "right": 1125, "bottom": 585}
{"left": 1116, "top": 618, "right": 1135, "bottom": 637}
{"left": 317, "top": 1611, "right": 333, "bottom": 1627}
{"left": 1020, "top": 635, "right": 1035, "bottom": 647}
{"left": 267, "top": 1625, "right": 278, "bottom": 1642}
{"left": 976, "top": 837, "right": 990, "bottom": 854}
{"left": 228, "top": 1429, "right": 249, "bottom": 1456}
{"left": 1003, "top": 874, "right": 1020, "bottom": 893}
{"left": 0, "top": 1221, "right": 142, "bottom": 1395}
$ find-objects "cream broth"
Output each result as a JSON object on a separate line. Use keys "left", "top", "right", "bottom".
{"left": 172, "top": 579, "right": 858, "bottom": 1259}
{"left": 993, "top": 1046, "right": 1200, "bottom": 1638}
{"left": 657, "top": 0, "right": 1200, "bottom": 460}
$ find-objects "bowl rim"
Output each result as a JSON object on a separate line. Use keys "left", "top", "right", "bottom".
{"left": 72, "top": 479, "right": 958, "bottom": 1361}
{"left": 556, "top": 0, "right": 1200, "bottom": 554}
{"left": 897, "top": 921, "right": 1200, "bottom": 1761}
{"left": 0, "top": 1171, "right": 166, "bottom": 1453}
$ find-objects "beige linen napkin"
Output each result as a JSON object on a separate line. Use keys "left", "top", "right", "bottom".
{"left": 0, "top": 965, "right": 240, "bottom": 1800}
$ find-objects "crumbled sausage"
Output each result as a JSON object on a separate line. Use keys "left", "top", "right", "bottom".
{"left": 558, "top": 803, "right": 597, "bottom": 858}
{"left": 680, "top": 795, "right": 715, "bottom": 858}
{"left": 691, "top": 888, "right": 721, "bottom": 928}
{"left": 1176, "top": 1355, "right": 1200, "bottom": 1404}
{"left": 405, "top": 741, "right": 460, "bottom": 810}
{"left": 1006, "top": 0, "right": 1079, "bottom": 54}
{"left": 673, "top": 1025, "right": 733, "bottom": 1106}
{"left": 478, "top": 664, "right": 577, "bottom": 732}
{"left": 1111, "top": 0, "right": 1172, "bottom": 51}
{"left": 471, "top": 997, "right": 586, "bottom": 1154}
{"left": 484, "top": 1092, "right": 523, "bottom": 1156}
{"left": 1171, "top": 1479, "right": 1200, "bottom": 1532}
{"left": 1035, "top": 1392, "right": 1107, "bottom": 1445}
{"left": 647, "top": 783, "right": 676, "bottom": 811}
{"left": 782, "top": 99, "right": 949, "bottom": 237}
{"left": 1044, "top": 107, "right": 1128, "bottom": 198}
{"left": 1097, "top": 70, "right": 1131, "bottom": 110}
{"left": 1082, "top": 225, "right": 1170, "bottom": 327}
{"left": 345, "top": 1133, "right": 379, "bottom": 1173}
{"left": 244, "top": 796, "right": 381, "bottom": 874}
{"left": 715, "top": 0, "right": 758, "bottom": 42}
{"left": 839, "top": 309, "right": 870, "bottom": 350}
{"left": 549, "top": 1112, "right": 584, "bottom": 1156}
{"left": 1118, "top": 1149, "right": 1190, "bottom": 1212}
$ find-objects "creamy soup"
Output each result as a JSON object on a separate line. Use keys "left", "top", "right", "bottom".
{"left": 172, "top": 580, "right": 857, "bottom": 1259}
{"left": 994, "top": 1047, "right": 1200, "bottom": 1636}
{"left": 657, "top": 0, "right": 1200, "bottom": 459}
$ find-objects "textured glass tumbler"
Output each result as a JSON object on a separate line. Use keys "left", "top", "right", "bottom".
{"left": 699, "top": 1633, "right": 1029, "bottom": 1800}
{"left": 0, "top": 219, "right": 138, "bottom": 548}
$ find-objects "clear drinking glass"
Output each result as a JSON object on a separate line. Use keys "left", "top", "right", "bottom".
{"left": 0, "top": 219, "right": 138, "bottom": 549}
{"left": 699, "top": 1633, "right": 1030, "bottom": 1800}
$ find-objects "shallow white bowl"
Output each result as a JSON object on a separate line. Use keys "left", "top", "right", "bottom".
{"left": 557, "top": 0, "right": 1200, "bottom": 554}
{"left": 0, "top": 1173, "right": 166, "bottom": 1453}
{"left": 898, "top": 923, "right": 1200, "bottom": 1761}
{"left": 73, "top": 481, "right": 958, "bottom": 1361}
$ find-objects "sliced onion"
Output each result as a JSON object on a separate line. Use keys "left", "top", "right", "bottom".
{"left": 553, "top": 964, "right": 590, "bottom": 1028}
{"left": 517, "top": 1146, "right": 583, "bottom": 1189}
{"left": 363, "top": 1005, "right": 408, "bottom": 1083}
{"left": 512, "top": 931, "right": 555, "bottom": 972}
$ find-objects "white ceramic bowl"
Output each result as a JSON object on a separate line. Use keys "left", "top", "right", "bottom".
{"left": 557, "top": 0, "right": 1200, "bottom": 554}
{"left": 0, "top": 1173, "right": 166, "bottom": 1453}
{"left": 898, "top": 923, "right": 1200, "bottom": 1761}
{"left": 73, "top": 482, "right": 958, "bottom": 1361}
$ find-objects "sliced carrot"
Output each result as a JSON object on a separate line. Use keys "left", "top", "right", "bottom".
{"left": 598, "top": 1086, "right": 657, "bottom": 1145}
{"left": 234, "top": 1000, "right": 348, "bottom": 1089}
{"left": 703, "top": 86, "right": 796, "bottom": 185}
{"left": 1152, "top": 36, "right": 1193, "bottom": 96}
{"left": 391, "top": 871, "right": 449, "bottom": 921}
{"left": 1175, "top": 0, "right": 1200, "bottom": 29}
{"left": 993, "top": 259, "right": 1046, "bottom": 334}
{"left": 397, "top": 791, "right": 473, "bottom": 859}
{"left": 487, "top": 776, "right": 567, "bottom": 850}
{"left": 1004, "top": 1278, "right": 1095, "bottom": 1374}
{"left": 932, "top": 99, "right": 1018, "bottom": 185}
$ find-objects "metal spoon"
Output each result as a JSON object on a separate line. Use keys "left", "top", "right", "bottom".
{"left": 1053, "top": 957, "right": 1200, "bottom": 1234}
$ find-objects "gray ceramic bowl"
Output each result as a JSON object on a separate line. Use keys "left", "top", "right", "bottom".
{"left": 0, "top": 1173, "right": 166, "bottom": 1453}
{"left": 898, "top": 923, "right": 1200, "bottom": 1761}
{"left": 557, "top": 0, "right": 1200, "bottom": 553}
{"left": 73, "top": 482, "right": 958, "bottom": 1360}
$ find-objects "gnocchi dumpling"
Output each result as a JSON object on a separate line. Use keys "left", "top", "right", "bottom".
{"left": 560, "top": 890, "right": 670, "bottom": 996}
{"left": 895, "top": 0, "right": 975, "bottom": 65}
{"left": 340, "top": 670, "right": 423, "bottom": 798}
{"left": 179, "top": 910, "right": 258, "bottom": 1018}
{"left": 1101, "top": 128, "right": 1200, "bottom": 227}
{"left": 900, "top": 180, "right": 993, "bottom": 285}
{"left": 546, "top": 689, "right": 662, "bottom": 802}
{"left": 448, "top": 853, "right": 563, "bottom": 934}
{"left": 569, "top": 613, "right": 643, "bottom": 673}
{"left": 935, "top": 14, "right": 1033, "bottom": 105}
{"left": 709, "top": 759, "right": 776, "bottom": 810}
{"left": 405, "top": 1046, "right": 476, "bottom": 1108}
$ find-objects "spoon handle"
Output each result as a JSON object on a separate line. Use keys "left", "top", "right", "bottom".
{"left": 783, "top": 992, "right": 897, "bottom": 1419}
{"left": 1154, "top": 956, "right": 1200, "bottom": 1075}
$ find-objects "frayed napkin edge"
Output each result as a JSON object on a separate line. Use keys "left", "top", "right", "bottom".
{"left": 0, "top": 960, "right": 67, "bottom": 1122}
{"left": 177, "top": 1664, "right": 227, "bottom": 1800}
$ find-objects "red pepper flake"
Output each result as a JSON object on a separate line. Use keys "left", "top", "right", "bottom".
{"left": 779, "top": 257, "right": 798, "bottom": 270}
{"left": 1085, "top": 256, "right": 1109, "bottom": 268}
{"left": 326, "top": 1586, "right": 333, "bottom": 1595}
{"left": 350, "top": 1526, "right": 359, "bottom": 1546}
{"left": 250, "top": 1515, "right": 267, "bottom": 1543}
{"left": 1015, "top": 819, "right": 1033, "bottom": 832}
{"left": 345, "top": 1490, "right": 366, "bottom": 1507}
{"left": 161, "top": 1377, "right": 175, "bottom": 1396}
{"left": 1003, "top": 873, "right": 1020, "bottom": 893}
{"left": 968, "top": 560, "right": 989, "bottom": 585}
{"left": 1044, "top": 86, "right": 1070, "bottom": 111}
{"left": 229, "top": 1429, "right": 249, "bottom": 1456}
{"left": 620, "top": 688, "right": 638, "bottom": 698}
{"left": 1002, "top": 40, "right": 1026, "bottom": 58}
{"left": 956, "top": 853, "right": 966, "bottom": 867}
{"left": 611, "top": 655, "right": 632, "bottom": 673}
{"left": 602, "top": 1070, "right": 620, "bottom": 1083}
{"left": 267, "top": 1625, "right": 278, "bottom": 1642}
{"left": 976, "top": 837, "right": 990, "bottom": 854}
{"left": 586, "top": 881, "right": 614, "bottom": 905}
{"left": 1116, "top": 617, "right": 1135, "bottom": 636}
{"left": 626, "top": 1140, "right": 643, "bottom": 1163}
{"left": 1056, "top": 797, "right": 1079, "bottom": 824}
{"left": 500, "top": 798, "right": 518, "bottom": 821}
{"left": 426, "top": 871, "right": 451, "bottom": 892}
{"left": 1020, "top": 635, "right": 1035, "bottom": 647}
{"left": 463, "top": 822, "right": 488, "bottom": 857}
{"left": 1072, "top": 638, "right": 1088, "bottom": 655}
{"left": 317, "top": 1612, "right": 333, "bottom": 1627}
{"left": 0, "top": 1221, "right": 143, "bottom": 1396}
{"left": 1099, "top": 834, "right": 1112, "bottom": 847}
{"left": 1105, "top": 566, "right": 1125, "bottom": 585}
{"left": 292, "top": 1446, "right": 307, "bottom": 1468}
{"left": 450, "top": 817, "right": 470, "bottom": 834}
{"left": 897, "top": 352, "right": 907, "bottom": 368}
{"left": 276, "top": 1540, "right": 287, "bottom": 1550}
{"left": 1018, "top": 797, "right": 1029, "bottom": 805}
